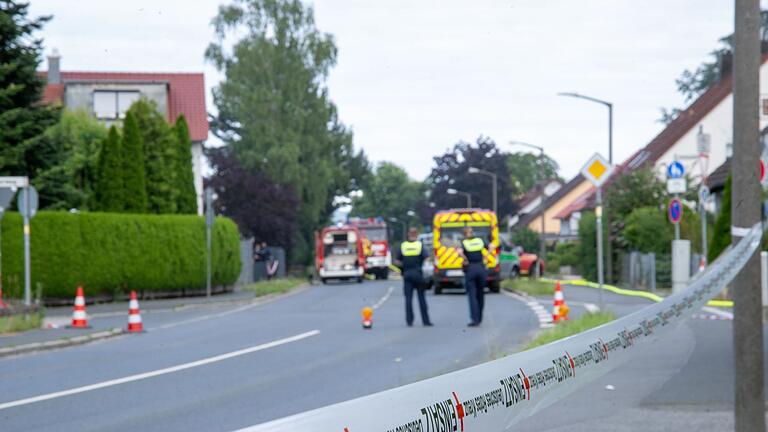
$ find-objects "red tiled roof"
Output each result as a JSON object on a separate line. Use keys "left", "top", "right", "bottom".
{"left": 554, "top": 186, "right": 595, "bottom": 220}
{"left": 38, "top": 71, "right": 208, "bottom": 141}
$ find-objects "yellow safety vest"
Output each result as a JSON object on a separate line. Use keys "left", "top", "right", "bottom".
{"left": 401, "top": 241, "right": 423, "bottom": 257}
{"left": 462, "top": 237, "right": 485, "bottom": 252}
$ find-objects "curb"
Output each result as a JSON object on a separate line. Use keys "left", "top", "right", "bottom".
{"left": 0, "top": 328, "right": 125, "bottom": 358}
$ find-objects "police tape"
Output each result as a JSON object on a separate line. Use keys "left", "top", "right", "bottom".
{"left": 239, "top": 223, "right": 762, "bottom": 432}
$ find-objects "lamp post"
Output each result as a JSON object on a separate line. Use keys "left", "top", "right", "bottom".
{"left": 467, "top": 167, "right": 497, "bottom": 215}
{"left": 447, "top": 188, "right": 471, "bottom": 208}
{"left": 388, "top": 217, "right": 406, "bottom": 241}
{"left": 558, "top": 92, "right": 614, "bottom": 282}
{"left": 509, "top": 141, "right": 547, "bottom": 266}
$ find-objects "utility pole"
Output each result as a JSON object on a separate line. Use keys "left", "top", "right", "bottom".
{"left": 509, "top": 141, "right": 548, "bottom": 265}
{"left": 732, "top": 1, "right": 765, "bottom": 430}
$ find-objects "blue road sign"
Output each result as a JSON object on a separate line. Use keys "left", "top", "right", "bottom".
{"left": 668, "top": 198, "right": 683, "bottom": 224}
{"left": 667, "top": 161, "right": 685, "bottom": 179}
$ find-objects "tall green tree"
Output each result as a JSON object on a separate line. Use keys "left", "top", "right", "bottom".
{"left": 206, "top": 0, "right": 368, "bottom": 263}
{"left": 34, "top": 109, "right": 107, "bottom": 210}
{"left": 126, "top": 99, "right": 178, "bottom": 214}
{"left": 605, "top": 167, "right": 668, "bottom": 221}
{"left": 0, "top": 2, "right": 60, "bottom": 176}
{"left": 507, "top": 152, "right": 561, "bottom": 196}
{"left": 94, "top": 126, "right": 123, "bottom": 212}
{"left": 172, "top": 115, "right": 198, "bottom": 214}
{"left": 709, "top": 175, "right": 732, "bottom": 262}
{"left": 121, "top": 111, "right": 148, "bottom": 213}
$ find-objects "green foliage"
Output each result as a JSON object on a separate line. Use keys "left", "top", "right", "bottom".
{"left": 0, "top": 312, "right": 43, "bottom": 333}
{"left": 243, "top": 278, "right": 305, "bottom": 297}
{"left": 623, "top": 207, "right": 672, "bottom": 254}
{"left": 0, "top": 211, "right": 241, "bottom": 299}
{"left": 605, "top": 168, "right": 667, "bottom": 222}
{"left": 120, "top": 111, "right": 148, "bottom": 213}
{"left": 554, "top": 242, "right": 579, "bottom": 267}
{"left": 173, "top": 115, "right": 198, "bottom": 214}
{"left": 34, "top": 109, "right": 107, "bottom": 210}
{"left": 709, "top": 175, "right": 732, "bottom": 262}
{"left": 127, "top": 99, "right": 179, "bottom": 214}
{"left": 0, "top": 2, "right": 60, "bottom": 177}
{"left": 523, "top": 312, "right": 616, "bottom": 350}
{"left": 501, "top": 278, "right": 554, "bottom": 296}
{"left": 93, "top": 127, "right": 124, "bottom": 212}
{"left": 511, "top": 227, "right": 540, "bottom": 254}
{"left": 207, "top": 0, "right": 368, "bottom": 264}
{"left": 507, "top": 152, "right": 561, "bottom": 196}
{"left": 352, "top": 162, "right": 426, "bottom": 239}
{"left": 578, "top": 211, "right": 598, "bottom": 281}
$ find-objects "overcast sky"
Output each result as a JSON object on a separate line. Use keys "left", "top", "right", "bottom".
{"left": 30, "top": 0, "right": 738, "bottom": 181}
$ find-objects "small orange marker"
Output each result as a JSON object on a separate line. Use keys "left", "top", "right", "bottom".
{"left": 362, "top": 307, "right": 373, "bottom": 329}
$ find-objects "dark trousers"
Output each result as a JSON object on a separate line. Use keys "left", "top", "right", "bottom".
{"left": 403, "top": 269, "right": 430, "bottom": 325}
{"left": 465, "top": 263, "right": 486, "bottom": 323}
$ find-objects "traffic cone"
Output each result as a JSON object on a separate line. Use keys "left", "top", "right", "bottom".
{"left": 0, "top": 286, "right": 7, "bottom": 309}
{"left": 362, "top": 306, "right": 373, "bottom": 329}
{"left": 698, "top": 256, "right": 707, "bottom": 273}
{"left": 67, "top": 286, "right": 90, "bottom": 329}
{"left": 127, "top": 290, "right": 144, "bottom": 333}
{"left": 552, "top": 281, "right": 569, "bottom": 323}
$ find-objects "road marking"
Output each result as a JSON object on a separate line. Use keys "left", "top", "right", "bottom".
{"left": 583, "top": 303, "right": 600, "bottom": 313}
{"left": 701, "top": 306, "right": 734, "bottom": 320}
{"left": 503, "top": 291, "right": 553, "bottom": 328}
{"left": 372, "top": 286, "right": 395, "bottom": 310}
{"left": 150, "top": 302, "right": 262, "bottom": 331}
{"left": 0, "top": 330, "right": 320, "bottom": 411}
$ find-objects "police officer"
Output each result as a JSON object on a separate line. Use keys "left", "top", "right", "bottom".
{"left": 394, "top": 228, "right": 432, "bottom": 327}
{"left": 458, "top": 226, "right": 494, "bottom": 327}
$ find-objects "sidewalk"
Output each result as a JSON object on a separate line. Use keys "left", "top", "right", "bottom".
{"left": 0, "top": 288, "right": 275, "bottom": 355}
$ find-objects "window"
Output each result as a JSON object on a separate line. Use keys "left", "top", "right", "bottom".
{"left": 93, "top": 91, "right": 140, "bottom": 119}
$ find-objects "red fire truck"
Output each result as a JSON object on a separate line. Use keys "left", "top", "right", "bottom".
{"left": 315, "top": 224, "right": 367, "bottom": 284}
{"left": 349, "top": 217, "right": 391, "bottom": 280}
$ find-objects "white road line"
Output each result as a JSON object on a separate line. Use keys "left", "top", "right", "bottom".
{"left": 0, "top": 330, "right": 320, "bottom": 411}
{"left": 503, "top": 291, "right": 553, "bottom": 329}
{"left": 372, "top": 286, "right": 395, "bottom": 310}
{"left": 702, "top": 306, "right": 734, "bottom": 320}
{"left": 583, "top": 303, "right": 600, "bottom": 314}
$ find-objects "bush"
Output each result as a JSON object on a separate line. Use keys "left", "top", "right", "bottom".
{"left": 1, "top": 211, "right": 241, "bottom": 299}
{"left": 623, "top": 207, "right": 671, "bottom": 254}
{"left": 511, "top": 227, "right": 540, "bottom": 253}
{"left": 578, "top": 211, "right": 597, "bottom": 281}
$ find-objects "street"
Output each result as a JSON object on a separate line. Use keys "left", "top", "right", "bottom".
{"left": 0, "top": 280, "right": 539, "bottom": 431}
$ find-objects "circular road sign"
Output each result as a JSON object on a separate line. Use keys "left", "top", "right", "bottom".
{"left": 698, "top": 185, "right": 710, "bottom": 203}
{"left": 667, "top": 161, "right": 685, "bottom": 179}
{"left": 668, "top": 198, "right": 683, "bottom": 224}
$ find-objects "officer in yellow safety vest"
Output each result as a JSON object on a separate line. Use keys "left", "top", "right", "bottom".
{"left": 394, "top": 228, "right": 432, "bottom": 327}
{"left": 458, "top": 226, "right": 495, "bottom": 327}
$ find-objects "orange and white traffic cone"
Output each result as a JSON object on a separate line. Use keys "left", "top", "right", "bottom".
{"left": 126, "top": 290, "right": 144, "bottom": 333}
{"left": 67, "top": 286, "right": 90, "bottom": 329}
{"left": 698, "top": 256, "right": 707, "bottom": 273}
{"left": 362, "top": 306, "right": 373, "bottom": 329}
{"left": 552, "top": 281, "right": 569, "bottom": 323}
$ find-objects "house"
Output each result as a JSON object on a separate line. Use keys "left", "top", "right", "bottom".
{"left": 38, "top": 51, "right": 208, "bottom": 214}
{"left": 554, "top": 52, "right": 768, "bottom": 232}
{"left": 506, "top": 178, "right": 562, "bottom": 230}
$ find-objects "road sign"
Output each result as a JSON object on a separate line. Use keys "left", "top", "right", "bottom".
{"left": 697, "top": 132, "right": 711, "bottom": 154}
{"left": 668, "top": 198, "right": 683, "bottom": 224}
{"left": 698, "top": 185, "right": 710, "bottom": 202}
{"left": 0, "top": 188, "right": 15, "bottom": 215}
{"left": 0, "top": 176, "right": 28, "bottom": 189}
{"left": 580, "top": 153, "right": 614, "bottom": 187}
{"left": 17, "top": 186, "right": 38, "bottom": 219}
{"left": 667, "top": 161, "right": 685, "bottom": 179}
{"left": 667, "top": 178, "right": 687, "bottom": 194}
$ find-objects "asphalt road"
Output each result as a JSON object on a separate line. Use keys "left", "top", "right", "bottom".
{"left": 0, "top": 279, "right": 539, "bottom": 431}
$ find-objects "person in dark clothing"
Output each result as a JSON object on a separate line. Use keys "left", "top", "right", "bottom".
{"left": 394, "top": 228, "right": 432, "bottom": 327}
{"left": 458, "top": 226, "right": 494, "bottom": 327}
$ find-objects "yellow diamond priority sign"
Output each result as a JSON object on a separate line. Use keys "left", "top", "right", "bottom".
{"left": 580, "top": 153, "right": 614, "bottom": 187}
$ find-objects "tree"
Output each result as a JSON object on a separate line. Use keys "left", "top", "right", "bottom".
{"left": 577, "top": 211, "right": 598, "bottom": 282}
{"left": 0, "top": 2, "right": 60, "bottom": 176}
{"left": 605, "top": 167, "right": 668, "bottom": 221}
{"left": 126, "top": 99, "right": 178, "bottom": 214}
{"left": 623, "top": 207, "right": 672, "bottom": 254}
{"left": 206, "top": 0, "right": 367, "bottom": 263}
{"left": 427, "top": 137, "right": 518, "bottom": 216}
{"left": 709, "top": 175, "right": 732, "bottom": 262}
{"left": 207, "top": 147, "right": 298, "bottom": 249}
{"left": 511, "top": 227, "right": 540, "bottom": 254}
{"left": 507, "top": 152, "right": 561, "bottom": 196}
{"left": 34, "top": 109, "right": 107, "bottom": 210}
{"left": 352, "top": 162, "right": 427, "bottom": 239}
{"left": 173, "top": 115, "right": 198, "bottom": 214}
{"left": 93, "top": 126, "right": 123, "bottom": 212}
{"left": 120, "top": 111, "right": 148, "bottom": 213}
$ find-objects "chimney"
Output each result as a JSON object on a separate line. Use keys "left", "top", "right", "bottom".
{"left": 47, "top": 48, "right": 61, "bottom": 84}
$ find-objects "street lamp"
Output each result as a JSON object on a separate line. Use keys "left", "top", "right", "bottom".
{"left": 557, "top": 92, "right": 613, "bottom": 164}
{"left": 467, "top": 166, "right": 497, "bottom": 215}
{"left": 447, "top": 188, "right": 472, "bottom": 208}
{"left": 509, "top": 141, "right": 547, "bottom": 268}
{"left": 558, "top": 92, "right": 614, "bottom": 283}
{"left": 388, "top": 217, "right": 406, "bottom": 241}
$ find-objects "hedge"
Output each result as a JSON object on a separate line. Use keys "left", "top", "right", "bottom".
{"left": 0, "top": 211, "right": 241, "bottom": 299}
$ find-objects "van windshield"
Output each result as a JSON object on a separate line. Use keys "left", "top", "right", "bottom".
{"left": 362, "top": 227, "right": 387, "bottom": 242}
{"left": 438, "top": 225, "right": 492, "bottom": 248}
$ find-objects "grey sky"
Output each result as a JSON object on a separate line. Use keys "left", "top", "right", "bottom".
{"left": 31, "top": 1, "right": 735, "bottom": 181}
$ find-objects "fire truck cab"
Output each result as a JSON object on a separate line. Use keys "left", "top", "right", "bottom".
{"left": 349, "top": 217, "right": 391, "bottom": 280}
{"left": 315, "top": 225, "right": 366, "bottom": 284}
{"left": 432, "top": 208, "right": 501, "bottom": 294}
